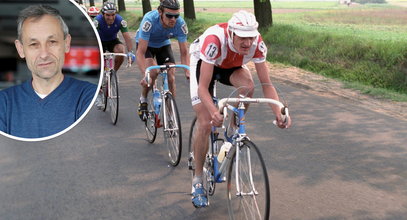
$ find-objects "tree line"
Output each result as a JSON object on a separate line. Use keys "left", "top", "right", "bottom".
{"left": 78, "top": 0, "right": 273, "bottom": 29}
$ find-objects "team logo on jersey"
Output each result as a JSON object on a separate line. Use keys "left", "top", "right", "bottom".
{"left": 142, "top": 21, "right": 152, "bottom": 32}
{"left": 168, "top": 33, "right": 174, "bottom": 38}
{"left": 258, "top": 41, "right": 267, "bottom": 56}
{"left": 204, "top": 43, "right": 219, "bottom": 60}
{"left": 93, "top": 20, "right": 99, "bottom": 28}
{"left": 181, "top": 24, "right": 188, "bottom": 35}
{"left": 121, "top": 20, "right": 128, "bottom": 28}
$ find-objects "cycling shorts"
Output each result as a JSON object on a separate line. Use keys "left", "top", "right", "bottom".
{"left": 190, "top": 56, "right": 242, "bottom": 106}
{"left": 102, "top": 38, "right": 123, "bottom": 52}
{"left": 136, "top": 44, "right": 175, "bottom": 65}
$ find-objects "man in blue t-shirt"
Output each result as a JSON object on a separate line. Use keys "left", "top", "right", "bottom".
{"left": 0, "top": 5, "right": 97, "bottom": 139}
{"left": 135, "top": 0, "right": 189, "bottom": 121}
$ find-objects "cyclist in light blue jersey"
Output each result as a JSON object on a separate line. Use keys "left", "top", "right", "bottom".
{"left": 135, "top": 0, "right": 189, "bottom": 121}
{"left": 93, "top": 2, "right": 135, "bottom": 71}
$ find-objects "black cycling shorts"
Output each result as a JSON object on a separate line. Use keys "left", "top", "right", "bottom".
{"left": 195, "top": 59, "right": 241, "bottom": 96}
{"left": 102, "top": 38, "right": 123, "bottom": 52}
{"left": 136, "top": 44, "right": 175, "bottom": 65}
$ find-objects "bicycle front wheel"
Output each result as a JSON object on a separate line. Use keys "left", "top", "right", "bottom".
{"left": 109, "top": 70, "right": 119, "bottom": 125}
{"left": 101, "top": 72, "right": 108, "bottom": 112}
{"left": 144, "top": 90, "right": 157, "bottom": 143}
{"left": 163, "top": 93, "right": 182, "bottom": 166}
{"left": 227, "top": 140, "right": 270, "bottom": 220}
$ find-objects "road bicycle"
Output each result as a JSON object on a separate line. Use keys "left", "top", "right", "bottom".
{"left": 143, "top": 64, "right": 190, "bottom": 166}
{"left": 100, "top": 52, "right": 131, "bottom": 125}
{"left": 188, "top": 83, "right": 289, "bottom": 220}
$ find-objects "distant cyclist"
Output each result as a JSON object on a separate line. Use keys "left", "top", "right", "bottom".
{"left": 135, "top": 0, "right": 189, "bottom": 121}
{"left": 93, "top": 2, "right": 135, "bottom": 109}
{"left": 189, "top": 10, "right": 292, "bottom": 208}
{"left": 93, "top": 2, "right": 135, "bottom": 71}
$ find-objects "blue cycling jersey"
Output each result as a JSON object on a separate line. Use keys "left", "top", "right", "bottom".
{"left": 135, "top": 10, "right": 188, "bottom": 48}
{"left": 94, "top": 14, "right": 128, "bottom": 42}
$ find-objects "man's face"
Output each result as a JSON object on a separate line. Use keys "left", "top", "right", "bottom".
{"left": 233, "top": 34, "right": 255, "bottom": 55}
{"left": 103, "top": 12, "right": 116, "bottom": 25}
{"left": 15, "top": 15, "right": 70, "bottom": 81}
{"left": 160, "top": 8, "right": 180, "bottom": 28}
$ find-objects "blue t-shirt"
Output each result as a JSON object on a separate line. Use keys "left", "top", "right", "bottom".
{"left": 0, "top": 76, "right": 97, "bottom": 138}
{"left": 135, "top": 10, "right": 188, "bottom": 48}
{"left": 94, "top": 14, "right": 129, "bottom": 42}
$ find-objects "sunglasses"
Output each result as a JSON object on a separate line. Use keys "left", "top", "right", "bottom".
{"left": 164, "top": 12, "right": 180, "bottom": 19}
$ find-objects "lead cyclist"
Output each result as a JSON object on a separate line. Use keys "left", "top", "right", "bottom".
{"left": 189, "top": 10, "right": 292, "bottom": 208}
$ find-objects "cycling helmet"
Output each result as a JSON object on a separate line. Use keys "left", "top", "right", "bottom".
{"left": 101, "top": 2, "right": 117, "bottom": 14}
{"left": 160, "top": 0, "right": 180, "bottom": 10}
{"left": 87, "top": 6, "right": 99, "bottom": 17}
{"left": 227, "top": 10, "right": 259, "bottom": 38}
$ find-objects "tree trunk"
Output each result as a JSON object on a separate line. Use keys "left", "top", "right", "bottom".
{"left": 183, "top": 0, "right": 196, "bottom": 20}
{"left": 103, "top": 0, "right": 108, "bottom": 3}
{"left": 118, "top": 0, "right": 126, "bottom": 12}
{"left": 78, "top": 0, "right": 83, "bottom": 4}
{"left": 253, "top": 0, "right": 273, "bottom": 29}
{"left": 89, "top": 0, "right": 95, "bottom": 6}
{"left": 142, "top": 0, "right": 152, "bottom": 15}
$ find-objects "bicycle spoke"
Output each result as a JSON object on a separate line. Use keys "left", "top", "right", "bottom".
{"left": 109, "top": 70, "right": 119, "bottom": 125}
{"left": 163, "top": 93, "right": 182, "bottom": 166}
{"left": 227, "top": 140, "right": 270, "bottom": 220}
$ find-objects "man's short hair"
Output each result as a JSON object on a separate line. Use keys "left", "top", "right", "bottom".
{"left": 17, "top": 5, "right": 69, "bottom": 42}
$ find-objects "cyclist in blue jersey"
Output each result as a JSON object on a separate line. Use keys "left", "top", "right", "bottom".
{"left": 135, "top": 0, "right": 189, "bottom": 121}
{"left": 93, "top": 2, "right": 135, "bottom": 71}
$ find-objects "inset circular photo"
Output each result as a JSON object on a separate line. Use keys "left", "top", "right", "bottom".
{"left": 0, "top": 0, "right": 102, "bottom": 141}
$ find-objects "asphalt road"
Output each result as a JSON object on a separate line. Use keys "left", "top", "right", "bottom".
{"left": 0, "top": 46, "right": 406, "bottom": 220}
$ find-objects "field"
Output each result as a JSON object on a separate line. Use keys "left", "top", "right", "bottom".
{"left": 121, "top": 1, "right": 407, "bottom": 100}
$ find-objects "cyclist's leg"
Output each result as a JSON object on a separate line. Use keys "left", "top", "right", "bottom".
{"left": 156, "top": 45, "right": 176, "bottom": 96}
{"left": 112, "top": 39, "right": 125, "bottom": 71}
{"left": 229, "top": 66, "right": 255, "bottom": 98}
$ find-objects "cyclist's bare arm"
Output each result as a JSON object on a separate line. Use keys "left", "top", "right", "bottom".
{"left": 122, "top": 31, "right": 134, "bottom": 52}
{"left": 136, "top": 39, "right": 149, "bottom": 80}
{"left": 178, "top": 41, "right": 190, "bottom": 79}
{"left": 198, "top": 60, "right": 223, "bottom": 126}
{"left": 254, "top": 61, "right": 291, "bottom": 128}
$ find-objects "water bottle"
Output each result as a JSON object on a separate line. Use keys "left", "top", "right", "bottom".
{"left": 217, "top": 142, "right": 232, "bottom": 163}
{"left": 153, "top": 89, "right": 161, "bottom": 115}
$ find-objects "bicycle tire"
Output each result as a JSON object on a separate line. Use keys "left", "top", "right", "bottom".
{"left": 144, "top": 90, "right": 157, "bottom": 143}
{"left": 188, "top": 117, "right": 216, "bottom": 197}
{"left": 227, "top": 140, "right": 270, "bottom": 220}
{"left": 109, "top": 69, "right": 119, "bottom": 125}
{"left": 163, "top": 93, "right": 182, "bottom": 166}
{"left": 102, "top": 72, "right": 108, "bottom": 112}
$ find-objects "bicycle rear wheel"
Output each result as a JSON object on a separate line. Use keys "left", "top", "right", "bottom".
{"left": 227, "top": 140, "right": 270, "bottom": 220}
{"left": 109, "top": 69, "right": 119, "bottom": 125}
{"left": 188, "top": 117, "right": 216, "bottom": 197}
{"left": 144, "top": 91, "right": 157, "bottom": 143}
{"left": 163, "top": 93, "right": 182, "bottom": 166}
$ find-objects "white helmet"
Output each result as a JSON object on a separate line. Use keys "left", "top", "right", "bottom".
{"left": 228, "top": 10, "right": 259, "bottom": 38}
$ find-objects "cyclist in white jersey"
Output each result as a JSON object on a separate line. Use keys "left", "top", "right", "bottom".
{"left": 189, "top": 10, "right": 292, "bottom": 208}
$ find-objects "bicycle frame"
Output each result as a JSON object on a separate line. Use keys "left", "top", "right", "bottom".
{"left": 216, "top": 97, "right": 288, "bottom": 195}
{"left": 145, "top": 64, "right": 190, "bottom": 129}
{"left": 103, "top": 53, "right": 131, "bottom": 98}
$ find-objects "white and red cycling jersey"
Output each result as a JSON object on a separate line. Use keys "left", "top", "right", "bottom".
{"left": 189, "top": 23, "right": 268, "bottom": 105}
{"left": 189, "top": 23, "right": 267, "bottom": 69}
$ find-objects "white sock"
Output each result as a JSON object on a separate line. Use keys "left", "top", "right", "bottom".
{"left": 140, "top": 96, "right": 147, "bottom": 103}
